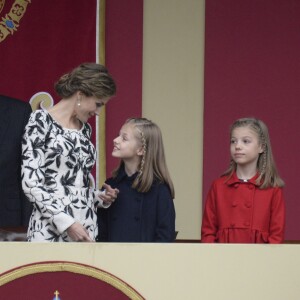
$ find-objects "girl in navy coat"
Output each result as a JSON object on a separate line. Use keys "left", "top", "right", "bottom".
{"left": 97, "top": 118, "right": 176, "bottom": 242}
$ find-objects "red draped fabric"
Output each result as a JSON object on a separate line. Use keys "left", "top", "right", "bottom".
{"left": 0, "top": 0, "right": 97, "bottom": 103}
{"left": 204, "top": 0, "right": 300, "bottom": 240}
{"left": 105, "top": 0, "right": 143, "bottom": 177}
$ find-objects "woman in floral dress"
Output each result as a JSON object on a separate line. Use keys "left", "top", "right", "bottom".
{"left": 22, "top": 63, "right": 119, "bottom": 242}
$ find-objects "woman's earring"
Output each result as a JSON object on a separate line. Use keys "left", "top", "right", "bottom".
{"left": 77, "top": 98, "right": 81, "bottom": 107}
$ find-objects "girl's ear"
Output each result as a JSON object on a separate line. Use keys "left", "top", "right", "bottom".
{"left": 136, "top": 147, "right": 144, "bottom": 156}
{"left": 259, "top": 143, "right": 265, "bottom": 154}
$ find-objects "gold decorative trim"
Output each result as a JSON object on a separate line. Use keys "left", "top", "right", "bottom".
{"left": 0, "top": 0, "right": 5, "bottom": 14}
{"left": 99, "top": 0, "right": 105, "bottom": 66}
{"left": 97, "top": 0, "right": 107, "bottom": 187}
{"left": 29, "top": 92, "right": 54, "bottom": 111}
{"left": 0, "top": 0, "right": 31, "bottom": 43}
{"left": 0, "top": 262, "right": 145, "bottom": 300}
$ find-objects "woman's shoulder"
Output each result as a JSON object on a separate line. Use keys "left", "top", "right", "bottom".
{"left": 29, "top": 109, "right": 49, "bottom": 122}
{"left": 26, "top": 109, "right": 54, "bottom": 134}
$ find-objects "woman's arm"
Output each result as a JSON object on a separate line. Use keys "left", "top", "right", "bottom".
{"left": 94, "top": 183, "right": 119, "bottom": 208}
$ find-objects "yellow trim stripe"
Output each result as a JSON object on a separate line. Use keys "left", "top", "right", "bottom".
{"left": 98, "top": 0, "right": 106, "bottom": 187}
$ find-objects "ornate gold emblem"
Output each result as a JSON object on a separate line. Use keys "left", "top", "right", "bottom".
{"left": 0, "top": 0, "right": 31, "bottom": 43}
{"left": 29, "top": 92, "right": 54, "bottom": 111}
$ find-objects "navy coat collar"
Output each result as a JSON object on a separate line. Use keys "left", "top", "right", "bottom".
{"left": 114, "top": 164, "right": 139, "bottom": 183}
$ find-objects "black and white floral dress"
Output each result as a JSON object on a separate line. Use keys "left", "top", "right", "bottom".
{"left": 22, "top": 109, "right": 105, "bottom": 242}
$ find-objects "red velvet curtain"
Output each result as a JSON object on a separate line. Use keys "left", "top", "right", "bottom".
{"left": 204, "top": 0, "right": 300, "bottom": 240}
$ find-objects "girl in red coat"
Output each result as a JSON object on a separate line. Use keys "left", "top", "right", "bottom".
{"left": 201, "top": 118, "right": 285, "bottom": 243}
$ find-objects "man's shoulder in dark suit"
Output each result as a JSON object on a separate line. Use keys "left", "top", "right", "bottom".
{"left": 0, "top": 94, "right": 32, "bottom": 111}
{"left": 0, "top": 94, "right": 32, "bottom": 230}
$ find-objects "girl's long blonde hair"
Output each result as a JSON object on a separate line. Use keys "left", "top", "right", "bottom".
{"left": 112, "top": 118, "right": 175, "bottom": 198}
{"left": 223, "top": 117, "right": 284, "bottom": 189}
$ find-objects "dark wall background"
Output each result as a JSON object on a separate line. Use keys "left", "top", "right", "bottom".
{"left": 203, "top": 0, "right": 300, "bottom": 240}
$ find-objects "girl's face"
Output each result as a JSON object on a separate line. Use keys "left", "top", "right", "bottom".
{"left": 76, "top": 92, "right": 109, "bottom": 123}
{"left": 230, "top": 126, "right": 263, "bottom": 168}
{"left": 112, "top": 123, "right": 143, "bottom": 161}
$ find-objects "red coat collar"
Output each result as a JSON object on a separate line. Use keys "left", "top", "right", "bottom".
{"left": 226, "top": 172, "right": 261, "bottom": 187}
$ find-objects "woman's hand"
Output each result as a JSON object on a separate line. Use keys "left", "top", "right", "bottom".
{"left": 67, "top": 222, "right": 93, "bottom": 242}
{"left": 100, "top": 183, "right": 119, "bottom": 205}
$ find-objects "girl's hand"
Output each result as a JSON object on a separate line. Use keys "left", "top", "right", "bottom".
{"left": 100, "top": 183, "right": 119, "bottom": 204}
{"left": 67, "top": 222, "right": 93, "bottom": 242}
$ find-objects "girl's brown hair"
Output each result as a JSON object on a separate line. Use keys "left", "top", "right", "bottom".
{"left": 54, "top": 63, "right": 116, "bottom": 99}
{"left": 223, "top": 117, "right": 284, "bottom": 189}
{"left": 112, "top": 118, "right": 175, "bottom": 198}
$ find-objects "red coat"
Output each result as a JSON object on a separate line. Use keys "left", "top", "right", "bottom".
{"left": 201, "top": 172, "right": 285, "bottom": 243}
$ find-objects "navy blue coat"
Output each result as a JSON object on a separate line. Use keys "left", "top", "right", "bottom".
{"left": 97, "top": 167, "right": 176, "bottom": 242}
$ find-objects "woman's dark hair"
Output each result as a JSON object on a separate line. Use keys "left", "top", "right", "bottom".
{"left": 55, "top": 63, "right": 116, "bottom": 99}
